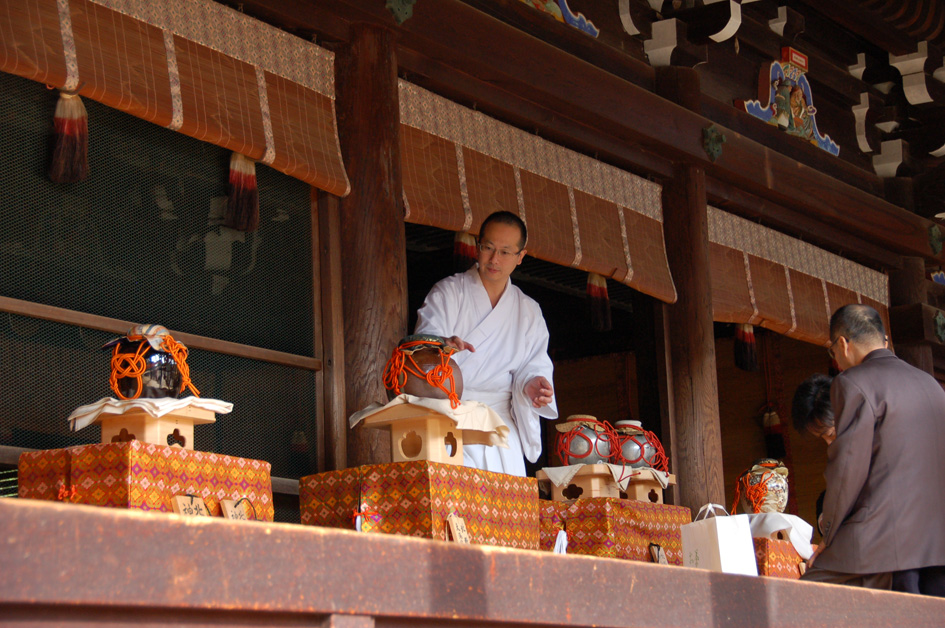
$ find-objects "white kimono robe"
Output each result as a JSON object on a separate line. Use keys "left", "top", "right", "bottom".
{"left": 415, "top": 267, "right": 558, "bottom": 476}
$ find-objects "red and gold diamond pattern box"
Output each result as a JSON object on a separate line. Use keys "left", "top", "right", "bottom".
{"left": 753, "top": 537, "right": 808, "bottom": 579}
{"left": 300, "top": 460, "right": 539, "bottom": 549}
{"left": 18, "top": 441, "right": 274, "bottom": 521}
{"left": 539, "top": 498, "right": 690, "bottom": 564}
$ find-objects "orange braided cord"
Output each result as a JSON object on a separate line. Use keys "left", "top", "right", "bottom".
{"left": 382, "top": 340, "right": 460, "bottom": 408}
{"left": 554, "top": 418, "right": 616, "bottom": 465}
{"left": 732, "top": 468, "right": 776, "bottom": 514}
{"left": 109, "top": 341, "right": 149, "bottom": 400}
{"left": 160, "top": 335, "right": 200, "bottom": 397}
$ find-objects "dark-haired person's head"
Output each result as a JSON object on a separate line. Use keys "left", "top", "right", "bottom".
{"left": 479, "top": 211, "right": 527, "bottom": 250}
{"left": 827, "top": 304, "right": 888, "bottom": 371}
{"left": 476, "top": 211, "right": 527, "bottom": 291}
{"left": 792, "top": 373, "right": 836, "bottom": 444}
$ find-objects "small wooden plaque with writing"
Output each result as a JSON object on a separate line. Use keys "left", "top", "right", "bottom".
{"left": 171, "top": 495, "right": 210, "bottom": 517}
{"left": 221, "top": 499, "right": 252, "bottom": 521}
{"left": 446, "top": 513, "right": 471, "bottom": 544}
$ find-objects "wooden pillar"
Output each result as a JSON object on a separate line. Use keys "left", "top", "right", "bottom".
{"left": 657, "top": 66, "right": 725, "bottom": 512}
{"left": 316, "top": 191, "right": 347, "bottom": 471}
{"left": 335, "top": 25, "right": 405, "bottom": 466}
{"left": 889, "top": 256, "right": 934, "bottom": 375}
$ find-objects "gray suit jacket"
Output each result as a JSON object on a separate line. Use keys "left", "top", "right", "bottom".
{"left": 818, "top": 348, "right": 945, "bottom": 574}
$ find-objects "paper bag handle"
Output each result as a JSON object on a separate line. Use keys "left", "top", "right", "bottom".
{"left": 695, "top": 503, "right": 730, "bottom": 521}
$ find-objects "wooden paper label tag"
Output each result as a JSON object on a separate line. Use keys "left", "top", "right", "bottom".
{"left": 171, "top": 495, "right": 210, "bottom": 517}
{"left": 553, "top": 530, "right": 569, "bottom": 554}
{"left": 221, "top": 499, "right": 250, "bottom": 521}
{"left": 447, "top": 514, "right": 471, "bottom": 544}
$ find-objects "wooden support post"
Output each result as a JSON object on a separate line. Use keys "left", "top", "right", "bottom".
{"left": 657, "top": 66, "right": 725, "bottom": 513}
{"left": 335, "top": 24, "right": 405, "bottom": 466}
{"left": 317, "top": 191, "right": 347, "bottom": 471}
{"left": 889, "top": 256, "right": 934, "bottom": 375}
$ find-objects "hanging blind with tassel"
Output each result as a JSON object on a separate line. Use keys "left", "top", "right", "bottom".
{"left": 708, "top": 206, "right": 890, "bottom": 347}
{"left": 0, "top": 0, "right": 350, "bottom": 197}
{"left": 398, "top": 80, "right": 678, "bottom": 305}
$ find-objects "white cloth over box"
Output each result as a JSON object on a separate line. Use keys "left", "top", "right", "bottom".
{"left": 747, "top": 512, "right": 814, "bottom": 560}
{"left": 541, "top": 464, "right": 671, "bottom": 490}
{"left": 348, "top": 393, "right": 510, "bottom": 448}
{"left": 68, "top": 396, "right": 233, "bottom": 432}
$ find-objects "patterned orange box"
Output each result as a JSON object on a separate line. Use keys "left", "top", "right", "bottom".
{"left": 300, "top": 461, "right": 539, "bottom": 549}
{"left": 753, "top": 537, "right": 808, "bottom": 579}
{"left": 539, "top": 498, "right": 691, "bottom": 564}
{"left": 18, "top": 441, "right": 274, "bottom": 521}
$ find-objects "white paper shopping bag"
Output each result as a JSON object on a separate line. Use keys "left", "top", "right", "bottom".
{"left": 681, "top": 504, "right": 758, "bottom": 576}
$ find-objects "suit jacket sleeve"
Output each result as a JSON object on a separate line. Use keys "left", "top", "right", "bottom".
{"left": 821, "top": 375, "right": 876, "bottom": 548}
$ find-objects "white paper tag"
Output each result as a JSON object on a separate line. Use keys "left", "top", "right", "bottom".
{"left": 355, "top": 514, "right": 363, "bottom": 531}
{"left": 553, "top": 529, "right": 569, "bottom": 554}
{"left": 649, "top": 543, "right": 668, "bottom": 564}
{"left": 447, "top": 513, "right": 471, "bottom": 544}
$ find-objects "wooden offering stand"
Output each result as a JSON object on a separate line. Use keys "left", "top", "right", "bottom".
{"left": 537, "top": 464, "right": 676, "bottom": 504}
{"left": 97, "top": 406, "right": 216, "bottom": 450}
{"left": 361, "top": 403, "right": 463, "bottom": 465}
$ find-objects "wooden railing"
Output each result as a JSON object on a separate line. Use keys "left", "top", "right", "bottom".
{"left": 2, "top": 498, "right": 944, "bottom": 627}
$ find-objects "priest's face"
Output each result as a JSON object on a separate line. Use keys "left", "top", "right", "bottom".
{"left": 477, "top": 221, "right": 526, "bottom": 288}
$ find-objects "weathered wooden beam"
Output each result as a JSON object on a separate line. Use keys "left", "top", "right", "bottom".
{"left": 889, "top": 258, "right": 935, "bottom": 374}
{"left": 705, "top": 177, "right": 903, "bottom": 270}
{"left": 336, "top": 24, "right": 404, "bottom": 466}
{"left": 889, "top": 302, "right": 945, "bottom": 346}
{"left": 790, "top": 0, "right": 920, "bottom": 56}
{"left": 6, "top": 498, "right": 945, "bottom": 626}
{"left": 658, "top": 66, "right": 725, "bottom": 514}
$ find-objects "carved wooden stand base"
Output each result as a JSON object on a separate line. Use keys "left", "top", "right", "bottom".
{"left": 362, "top": 403, "right": 464, "bottom": 465}
{"left": 98, "top": 406, "right": 216, "bottom": 451}
{"left": 537, "top": 464, "right": 676, "bottom": 504}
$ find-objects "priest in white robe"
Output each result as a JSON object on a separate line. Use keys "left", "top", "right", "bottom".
{"left": 415, "top": 211, "right": 557, "bottom": 476}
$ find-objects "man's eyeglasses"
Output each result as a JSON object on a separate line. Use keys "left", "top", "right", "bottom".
{"left": 478, "top": 242, "right": 522, "bottom": 260}
{"left": 827, "top": 334, "right": 889, "bottom": 359}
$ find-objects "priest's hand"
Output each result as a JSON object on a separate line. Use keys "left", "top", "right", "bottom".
{"left": 445, "top": 336, "right": 476, "bottom": 352}
{"left": 525, "top": 376, "right": 554, "bottom": 408}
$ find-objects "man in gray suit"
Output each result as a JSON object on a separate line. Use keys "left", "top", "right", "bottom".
{"left": 801, "top": 304, "right": 945, "bottom": 595}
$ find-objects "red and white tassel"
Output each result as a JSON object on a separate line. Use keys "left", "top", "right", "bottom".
{"left": 734, "top": 323, "right": 759, "bottom": 371}
{"left": 48, "top": 90, "right": 88, "bottom": 183}
{"left": 586, "top": 272, "right": 612, "bottom": 332}
{"left": 224, "top": 152, "right": 259, "bottom": 232}
{"left": 453, "top": 231, "right": 477, "bottom": 272}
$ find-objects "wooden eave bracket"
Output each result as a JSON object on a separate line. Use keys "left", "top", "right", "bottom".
{"left": 872, "top": 139, "right": 909, "bottom": 178}
{"left": 852, "top": 92, "right": 885, "bottom": 154}
{"left": 766, "top": 5, "right": 804, "bottom": 40}
{"left": 644, "top": 19, "right": 707, "bottom": 68}
{"left": 889, "top": 41, "right": 945, "bottom": 106}
{"left": 644, "top": 0, "right": 767, "bottom": 65}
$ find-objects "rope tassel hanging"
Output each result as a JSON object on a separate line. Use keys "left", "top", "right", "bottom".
{"left": 734, "top": 323, "right": 759, "bottom": 371}
{"left": 48, "top": 90, "right": 89, "bottom": 183}
{"left": 586, "top": 272, "right": 612, "bottom": 332}
{"left": 453, "top": 231, "right": 477, "bottom": 273}
{"left": 224, "top": 152, "right": 259, "bottom": 232}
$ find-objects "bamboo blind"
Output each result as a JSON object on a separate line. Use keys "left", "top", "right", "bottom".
{"left": 0, "top": 0, "right": 350, "bottom": 197}
{"left": 708, "top": 206, "right": 890, "bottom": 346}
{"left": 399, "top": 79, "right": 678, "bottom": 305}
